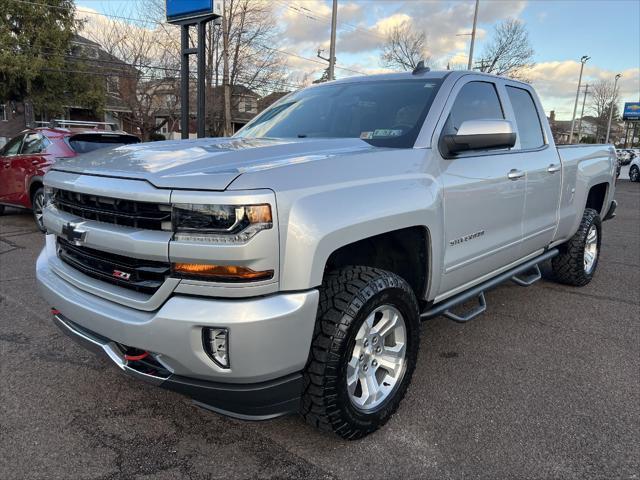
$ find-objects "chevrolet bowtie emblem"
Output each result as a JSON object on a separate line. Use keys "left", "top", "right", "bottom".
{"left": 61, "top": 222, "right": 87, "bottom": 245}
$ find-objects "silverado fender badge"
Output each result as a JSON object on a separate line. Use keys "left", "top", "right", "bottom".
{"left": 112, "top": 270, "right": 132, "bottom": 281}
{"left": 449, "top": 230, "right": 485, "bottom": 246}
{"left": 61, "top": 222, "right": 87, "bottom": 245}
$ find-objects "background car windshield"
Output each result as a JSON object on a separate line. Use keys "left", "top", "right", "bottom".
{"left": 236, "top": 79, "right": 443, "bottom": 148}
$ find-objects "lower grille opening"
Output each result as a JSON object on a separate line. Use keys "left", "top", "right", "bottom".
{"left": 57, "top": 238, "right": 171, "bottom": 294}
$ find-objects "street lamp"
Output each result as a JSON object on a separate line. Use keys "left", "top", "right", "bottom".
{"left": 569, "top": 55, "right": 590, "bottom": 144}
{"left": 605, "top": 73, "right": 622, "bottom": 144}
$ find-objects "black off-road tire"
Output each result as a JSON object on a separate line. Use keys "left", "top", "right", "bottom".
{"left": 301, "top": 266, "right": 420, "bottom": 440}
{"left": 630, "top": 165, "right": 639, "bottom": 182}
{"left": 551, "top": 208, "right": 601, "bottom": 286}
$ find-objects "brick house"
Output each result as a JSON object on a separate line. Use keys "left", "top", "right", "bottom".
{"left": 0, "top": 35, "right": 136, "bottom": 146}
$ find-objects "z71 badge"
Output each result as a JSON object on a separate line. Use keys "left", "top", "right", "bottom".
{"left": 449, "top": 230, "right": 485, "bottom": 246}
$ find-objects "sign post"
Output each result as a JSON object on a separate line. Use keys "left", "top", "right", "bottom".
{"left": 166, "top": 0, "right": 222, "bottom": 139}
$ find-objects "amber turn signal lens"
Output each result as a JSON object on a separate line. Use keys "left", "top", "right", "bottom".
{"left": 245, "top": 205, "right": 272, "bottom": 224}
{"left": 173, "top": 263, "right": 274, "bottom": 281}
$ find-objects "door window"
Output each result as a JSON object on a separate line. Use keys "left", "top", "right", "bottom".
{"left": 21, "top": 133, "right": 45, "bottom": 154}
{"left": 444, "top": 81, "right": 504, "bottom": 135}
{"left": 1, "top": 134, "right": 24, "bottom": 156}
{"left": 506, "top": 86, "right": 545, "bottom": 149}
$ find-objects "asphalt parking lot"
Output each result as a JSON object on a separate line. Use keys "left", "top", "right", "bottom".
{"left": 1, "top": 180, "right": 638, "bottom": 480}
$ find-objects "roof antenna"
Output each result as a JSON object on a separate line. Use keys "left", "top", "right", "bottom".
{"left": 412, "top": 60, "right": 430, "bottom": 75}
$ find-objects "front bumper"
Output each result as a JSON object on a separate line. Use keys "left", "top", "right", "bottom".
{"left": 36, "top": 244, "right": 319, "bottom": 418}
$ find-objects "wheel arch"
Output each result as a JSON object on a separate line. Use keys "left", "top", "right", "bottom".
{"left": 28, "top": 176, "right": 44, "bottom": 208}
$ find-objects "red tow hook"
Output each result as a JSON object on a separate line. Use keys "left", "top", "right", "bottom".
{"left": 51, "top": 308, "right": 61, "bottom": 316}
{"left": 124, "top": 351, "right": 150, "bottom": 362}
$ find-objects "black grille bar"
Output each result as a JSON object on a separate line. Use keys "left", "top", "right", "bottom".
{"left": 57, "top": 238, "right": 170, "bottom": 294}
{"left": 53, "top": 189, "right": 171, "bottom": 230}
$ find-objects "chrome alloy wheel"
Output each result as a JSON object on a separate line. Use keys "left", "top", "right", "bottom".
{"left": 584, "top": 224, "right": 598, "bottom": 274}
{"left": 346, "top": 305, "right": 408, "bottom": 412}
{"left": 33, "top": 190, "right": 45, "bottom": 230}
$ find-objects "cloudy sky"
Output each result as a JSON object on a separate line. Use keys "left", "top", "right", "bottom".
{"left": 77, "top": 0, "right": 639, "bottom": 120}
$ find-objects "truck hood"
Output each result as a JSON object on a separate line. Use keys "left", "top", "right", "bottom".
{"left": 52, "top": 137, "right": 376, "bottom": 190}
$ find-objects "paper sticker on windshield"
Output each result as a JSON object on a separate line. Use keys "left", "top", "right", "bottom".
{"left": 360, "top": 131, "right": 373, "bottom": 139}
{"left": 373, "top": 129, "right": 403, "bottom": 138}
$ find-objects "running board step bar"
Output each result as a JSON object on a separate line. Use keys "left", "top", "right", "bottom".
{"left": 421, "top": 249, "right": 558, "bottom": 323}
{"left": 511, "top": 264, "right": 542, "bottom": 287}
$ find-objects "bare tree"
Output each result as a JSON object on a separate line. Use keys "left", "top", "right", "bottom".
{"left": 380, "top": 21, "right": 429, "bottom": 71}
{"left": 80, "top": 0, "right": 182, "bottom": 140}
{"left": 590, "top": 79, "right": 619, "bottom": 142}
{"left": 477, "top": 19, "right": 534, "bottom": 79}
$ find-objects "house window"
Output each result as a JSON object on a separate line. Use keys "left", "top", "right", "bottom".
{"left": 0, "top": 104, "right": 7, "bottom": 121}
{"left": 238, "top": 97, "right": 246, "bottom": 113}
{"left": 247, "top": 98, "right": 257, "bottom": 114}
{"left": 106, "top": 76, "right": 120, "bottom": 96}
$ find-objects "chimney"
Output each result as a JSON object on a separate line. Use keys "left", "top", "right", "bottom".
{"left": 550, "top": 110, "right": 556, "bottom": 123}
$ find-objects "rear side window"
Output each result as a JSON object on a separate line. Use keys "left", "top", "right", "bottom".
{"left": 67, "top": 134, "right": 140, "bottom": 154}
{"left": 444, "top": 81, "right": 504, "bottom": 134}
{"left": 21, "top": 133, "right": 45, "bottom": 154}
{"left": 506, "top": 86, "right": 545, "bottom": 149}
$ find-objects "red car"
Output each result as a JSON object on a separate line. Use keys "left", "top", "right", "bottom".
{"left": 0, "top": 121, "right": 140, "bottom": 231}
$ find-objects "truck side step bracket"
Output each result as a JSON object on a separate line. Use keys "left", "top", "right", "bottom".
{"left": 420, "top": 248, "right": 559, "bottom": 323}
{"left": 511, "top": 264, "right": 542, "bottom": 287}
{"left": 442, "top": 292, "right": 486, "bottom": 323}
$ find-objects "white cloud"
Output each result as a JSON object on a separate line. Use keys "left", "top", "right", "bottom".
{"left": 524, "top": 61, "right": 640, "bottom": 119}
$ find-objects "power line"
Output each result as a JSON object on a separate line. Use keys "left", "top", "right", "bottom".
{"left": 13, "top": 0, "right": 368, "bottom": 77}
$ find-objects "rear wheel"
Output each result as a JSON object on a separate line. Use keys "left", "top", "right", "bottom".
{"left": 630, "top": 165, "right": 639, "bottom": 182}
{"left": 301, "top": 266, "right": 420, "bottom": 439}
{"left": 551, "top": 208, "right": 601, "bottom": 286}
{"left": 31, "top": 187, "right": 46, "bottom": 233}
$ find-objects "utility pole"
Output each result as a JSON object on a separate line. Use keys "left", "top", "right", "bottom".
{"left": 328, "top": 0, "right": 338, "bottom": 80}
{"left": 222, "top": 0, "right": 231, "bottom": 136}
{"left": 576, "top": 84, "right": 589, "bottom": 143}
{"left": 467, "top": 0, "right": 479, "bottom": 70}
{"left": 569, "top": 55, "right": 590, "bottom": 144}
{"left": 605, "top": 73, "right": 622, "bottom": 144}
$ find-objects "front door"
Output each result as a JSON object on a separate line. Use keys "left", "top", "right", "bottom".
{"left": 435, "top": 79, "right": 526, "bottom": 298}
{"left": 0, "top": 134, "right": 25, "bottom": 200}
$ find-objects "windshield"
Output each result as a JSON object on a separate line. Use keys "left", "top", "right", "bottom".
{"left": 236, "top": 79, "right": 443, "bottom": 148}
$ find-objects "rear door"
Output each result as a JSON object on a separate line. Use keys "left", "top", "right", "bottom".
{"left": 502, "top": 83, "right": 561, "bottom": 254}
{"left": 434, "top": 77, "right": 526, "bottom": 298}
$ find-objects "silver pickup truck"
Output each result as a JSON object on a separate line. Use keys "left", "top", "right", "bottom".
{"left": 36, "top": 70, "right": 617, "bottom": 439}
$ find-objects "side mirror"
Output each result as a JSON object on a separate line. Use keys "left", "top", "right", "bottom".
{"left": 442, "top": 119, "right": 516, "bottom": 157}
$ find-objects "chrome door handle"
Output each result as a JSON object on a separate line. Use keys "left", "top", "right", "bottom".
{"left": 32, "top": 160, "right": 40, "bottom": 165}
{"left": 547, "top": 164, "right": 561, "bottom": 173}
{"left": 508, "top": 169, "right": 525, "bottom": 180}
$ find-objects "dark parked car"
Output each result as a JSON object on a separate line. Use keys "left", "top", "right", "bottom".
{"left": 0, "top": 121, "right": 139, "bottom": 230}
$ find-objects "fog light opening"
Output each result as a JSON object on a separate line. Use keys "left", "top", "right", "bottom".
{"left": 203, "top": 327, "right": 229, "bottom": 368}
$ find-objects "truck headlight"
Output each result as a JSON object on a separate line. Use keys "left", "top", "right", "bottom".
{"left": 172, "top": 203, "right": 272, "bottom": 243}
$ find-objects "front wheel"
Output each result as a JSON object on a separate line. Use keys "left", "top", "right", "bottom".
{"left": 31, "top": 187, "right": 46, "bottom": 233}
{"left": 551, "top": 208, "right": 601, "bottom": 286}
{"left": 301, "top": 266, "right": 420, "bottom": 440}
{"left": 630, "top": 165, "right": 640, "bottom": 182}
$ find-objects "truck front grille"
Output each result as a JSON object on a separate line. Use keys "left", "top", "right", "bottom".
{"left": 57, "top": 238, "right": 171, "bottom": 294}
{"left": 53, "top": 188, "right": 171, "bottom": 231}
